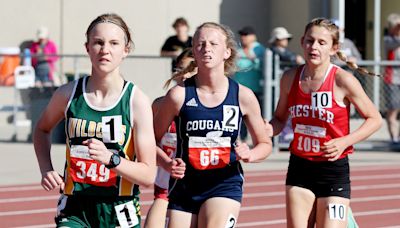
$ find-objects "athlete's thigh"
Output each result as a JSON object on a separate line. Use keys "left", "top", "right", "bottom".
{"left": 316, "top": 196, "right": 350, "bottom": 228}
{"left": 198, "top": 197, "right": 241, "bottom": 228}
{"left": 144, "top": 198, "right": 169, "bottom": 228}
{"left": 286, "top": 186, "right": 317, "bottom": 228}
{"left": 167, "top": 209, "right": 197, "bottom": 228}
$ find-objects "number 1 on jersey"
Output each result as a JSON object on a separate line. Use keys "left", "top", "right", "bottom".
{"left": 102, "top": 115, "right": 122, "bottom": 143}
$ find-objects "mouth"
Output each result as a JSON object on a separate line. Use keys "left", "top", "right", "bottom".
{"left": 309, "top": 53, "right": 319, "bottom": 59}
{"left": 99, "top": 57, "right": 110, "bottom": 62}
{"left": 201, "top": 55, "right": 212, "bottom": 61}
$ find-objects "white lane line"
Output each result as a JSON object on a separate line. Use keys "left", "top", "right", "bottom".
{"left": 2, "top": 195, "right": 399, "bottom": 217}
{"left": 12, "top": 224, "right": 54, "bottom": 228}
{"left": 352, "top": 195, "right": 400, "bottom": 202}
{"left": 240, "top": 204, "right": 285, "bottom": 211}
{"left": 351, "top": 174, "right": 400, "bottom": 181}
{"left": 351, "top": 166, "right": 400, "bottom": 172}
{"left": 244, "top": 191, "right": 284, "bottom": 198}
{"left": 377, "top": 226, "right": 400, "bottom": 228}
{"left": 0, "top": 186, "right": 43, "bottom": 192}
{"left": 236, "top": 219, "right": 286, "bottom": 227}
{"left": 236, "top": 209, "right": 400, "bottom": 227}
{"left": 245, "top": 180, "right": 283, "bottom": 187}
{"left": 0, "top": 195, "right": 59, "bottom": 203}
{"left": 2, "top": 182, "right": 399, "bottom": 205}
{"left": 244, "top": 171, "right": 286, "bottom": 177}
{"left": 353, "top": 183, "right": 400, "bottom": 190}
{"left": 354, "top": 208, "right": 400, "bottom": 216}
{"left": 0, "top": 208, "right": 54, "bottom": 216}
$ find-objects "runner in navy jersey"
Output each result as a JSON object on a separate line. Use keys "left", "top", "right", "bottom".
{"left": 154, "top": 22, "right": 272, "bottom": 228}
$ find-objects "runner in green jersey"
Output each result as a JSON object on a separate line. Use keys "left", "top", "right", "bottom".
{"left": 33, "top": 13, "right": 156, "bottom": 228}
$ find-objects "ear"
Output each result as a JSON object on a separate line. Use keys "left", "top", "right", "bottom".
{"left": 300, "top": 36, "right": 305, "bottom": 46}
{"left": 330, "top": 43, "right": 339, "bottom": 56}
{"left": 224, "top": 48, "right": 231, "bottom": 60}
{"left": 123, "top": 45, "right": 130, "bottom": 58}
{"left": 85, "top": 43, "right": 89, "bottom": 53}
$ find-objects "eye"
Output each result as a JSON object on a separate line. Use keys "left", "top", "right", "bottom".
{"left": 94, "top": 40, "right": 104, "bottom": 46}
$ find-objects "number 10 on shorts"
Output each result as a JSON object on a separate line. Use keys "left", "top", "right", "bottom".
{"left": 328, "top": 203, "right": 346, "bottom": 221}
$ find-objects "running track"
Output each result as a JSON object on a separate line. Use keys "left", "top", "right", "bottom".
{"left": 1, "top": 165, "right": 399, "bottom": 227}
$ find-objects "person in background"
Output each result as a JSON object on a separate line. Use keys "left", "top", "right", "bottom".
{"left": 144, "top": 49, "right": 195, "bottom": 228}
{"left": 154, "top": 22, "right": 272, "bottom": 228}
{"left": 33, "top": 13, "right": 156, "bottom": 227}
{"left": 330, "top": 19, "right": 362, "bottom": 67}
{"left": 161, "top": 17, "right": 193, "bottom": 72}
{"left": 269, "top": 27, "right": 304, "bottom": 144}
{"left": 269, "top": 26, "right": 304, "bottom": 70}
{"left": 30, "top": 26, "right": 58, "bottom": 86}
{"left": 233, "top": 26, "right": 265, "bottom": 141}
{"left": 383, "top": 13, "right": 400, "bottom": 144}
{"left": 269, "top": 18, "right": 382, "bottom": 227}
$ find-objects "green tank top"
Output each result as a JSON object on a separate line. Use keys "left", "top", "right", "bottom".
{"left": 63, "top": 76, "right": 139, "bottom": 197}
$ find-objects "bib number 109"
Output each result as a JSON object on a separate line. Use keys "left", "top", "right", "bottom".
{"left": 297, "top": 136, "right": 320, "bottom": 153}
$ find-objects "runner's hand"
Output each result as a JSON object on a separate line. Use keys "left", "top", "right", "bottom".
{"left": 235, "top": 141, "right": 252, "bottom": 162}
{"left": 41, "top": 171, "right": 65, "bottom": 191}
{"left": 321, "top": 138, "right": 347, "bottom": 161}
{"left": 83, "top": 138, "right": 113, "bottom": 165}
{"left": 169, "top": 158, "right": 185, "bottom": 179}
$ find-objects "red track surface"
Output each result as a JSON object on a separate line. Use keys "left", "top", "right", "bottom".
{"left": 1, "top": 165, "right": 399, "bottom": 227}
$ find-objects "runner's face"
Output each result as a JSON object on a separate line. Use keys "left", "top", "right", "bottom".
{"left": 301, "top": 25, "right": 337, "bottom": 66}
{"left": 86, "top": 23, "right": 129, "bottom": 74}
{"left": 193, "top": 27, "right": 231, "bottom": 70}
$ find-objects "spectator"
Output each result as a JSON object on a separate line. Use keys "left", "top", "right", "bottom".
{"left": 29, "top": 26, "right": 58, "bottom": 87}
{"left": 330, "top": 19, "right": 362, "bottom": 66}
{"left": 383, "top": 13, "right": 400, "bottom": 144}
{"left": 161, "top": 17, "right": 193, "bottom": 72}
{"left": 269, "top": 27, "right": 304, "bottom": 144}
{"left": 233, "top": 26, "right": 265, "bottom": 141}
{"left": 269, "top": 27, "right": 304, "bottom": 70}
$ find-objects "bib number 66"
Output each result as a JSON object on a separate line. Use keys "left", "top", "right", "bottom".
{"left": 200, "top": 149, "right": 219, "bottom": 166}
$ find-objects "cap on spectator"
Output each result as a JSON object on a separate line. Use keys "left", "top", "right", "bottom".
{"left": 269, "top": 27, "right": 292, "bottom": 43}
{"left": 387, "top": 13, "right": 400, "bottom": 29}
{"left": 37, "top": 26, "right": 49, "bottom": 39}
{"left": 238, "top": 26, "right": 256, "bottom": 36}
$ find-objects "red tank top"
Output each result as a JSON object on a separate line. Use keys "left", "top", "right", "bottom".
{"left": 288, "top": 64, "right": 353, "bottom": 161}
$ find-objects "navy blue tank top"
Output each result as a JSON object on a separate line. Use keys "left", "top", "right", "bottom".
{"left": 175, "top": 77, "right": 243, "bottom": 173}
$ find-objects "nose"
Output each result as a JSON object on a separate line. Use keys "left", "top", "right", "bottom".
{"left": 203, "top": 42, "right": 211, "bottom": 52}
{"left": 100, "top": 43, "right": 110, "bottom": 54}
{"left": 310, "top": 40, "right": 318, "bottom": 49}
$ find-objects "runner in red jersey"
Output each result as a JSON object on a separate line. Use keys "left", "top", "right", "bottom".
{"left": 288, "top": 64, "right": 352, "bottom": 161}
{"left": 269, "top": 18, "right": 382, "bottom": 228}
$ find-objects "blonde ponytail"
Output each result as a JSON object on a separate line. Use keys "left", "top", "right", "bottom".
{"left": 336, "top": 51, "right": 381, "bottom": 77}
{"left": 163, "top": 61, "right": 198, "bottom": 89}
